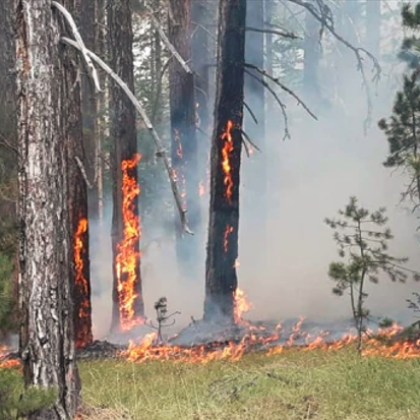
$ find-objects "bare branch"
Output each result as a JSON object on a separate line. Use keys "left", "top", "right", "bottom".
{"left": 243, "top": 101, "right": 258, "bottom": 125}
{"left": 245, "top": 63, "right": 317, "bottom": 120}
{"left": 62, "top": 36, "right": 192, "bottom": 235}
{"left": 74, "top": 156, "right": 94, "bottom": 189}
{"left": 0, "top": 133, "right": 18, "bottom": 155}
{"left": 51, "top": 1, "right": 101, "bottom": 93}
{"left": 241, "top": 129, "right": 261, "bottom": 153}
{"left": 148, "top": 11, "right": 193, "bottom": 74}
{"left": 244, "top": 69, "right": 290, "bottom": 140}
{"left": 246, "top": 26, "right": 299, "bottom": 40}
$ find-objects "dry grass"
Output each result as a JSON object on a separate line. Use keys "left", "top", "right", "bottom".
{"left": 78, "top": 347, "right": 420, "bottom": 420}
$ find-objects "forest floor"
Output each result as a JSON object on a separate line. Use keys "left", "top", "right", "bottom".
{"left": 76, "top": 347, "right": 420, "bottom": 420}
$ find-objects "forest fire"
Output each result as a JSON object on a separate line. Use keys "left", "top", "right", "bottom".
{"left": 115, "top": 153, "right": 144, "bottom": 331}
{"left": 221, "top": 120, "right": 234, "bottom": 203}
{"left": 74, "top": 217, "right": 92, "bottom": 348}
{"left": 233, "top": 288, "right": 253, "bottom": 323}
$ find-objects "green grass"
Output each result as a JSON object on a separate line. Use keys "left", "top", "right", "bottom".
{"left": 78, "top": 348, "right": 420, "bottom": 420}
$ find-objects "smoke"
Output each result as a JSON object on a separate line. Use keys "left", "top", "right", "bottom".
{"left": 89, "top": 2, "right": 420, "bottom": 342}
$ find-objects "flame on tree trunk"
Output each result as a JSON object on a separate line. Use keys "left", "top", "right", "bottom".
{"left": 168, "top": 0, "right": 200, "bottom": 279}
{"left": 73, "top": 217, "right": 93, "bottom": 348}
{"left": 109, "top": 0, "right": 144, "bottom": 333}
{"left": 115, "top": 154, "right": 144, "bottom": 331}
{"left": 204, "top": 0, "right": 246, "bottom": 323}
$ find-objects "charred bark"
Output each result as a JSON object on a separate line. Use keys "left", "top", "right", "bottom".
{"left": 16, "top": 0, "right": 81, "bottom": 417}
{"left": 243, "top": 0, "right": 266, "bottom": 252}
{"left": 366, "top": 0, "right": 380, "bottom": 58}
{"left": 108, "top": 0, "right": 144, "bottom": 333}
{"left": 204, "top": 0, "right": 246, "bottom": 322}
{"left": 168, "top": 0, "right": 200, "bottom": 279}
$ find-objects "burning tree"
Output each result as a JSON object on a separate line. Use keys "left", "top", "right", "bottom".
{"left": 16, "top": 0, "right": 82, "bottom": 416}
{"left": 109, "top": 0, "right": 145, "bottom": 333}
{"left": 325, "top": 197, "right": 417, "bottom": 354}
{"left": 204, "top": 0, "right": 246, "bottom": 323}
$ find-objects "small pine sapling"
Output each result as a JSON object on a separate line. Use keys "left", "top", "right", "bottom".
{"left": 325, "top": 197, "right": 416, "bottom": 354}
{"left": 146, "top": 297, "right": 180, "bottom": 343}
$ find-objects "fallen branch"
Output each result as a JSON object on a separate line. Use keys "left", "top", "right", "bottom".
{"left": 62, "top": 36, "right": 192, "bottom": 234}
{"left": 244, "top": 69, "right": 290, "bottom": 140}
{"left": 52, "top": 1, "right": 101, "bottom": 93}
{"left": 148, "top": 12, "right": 193, "bottom": 74}
{"left": 245, "top": 63, "right": 317, "bottom": 121}
{"left": 246, "top": 26, "right": 299, "bottom": 39}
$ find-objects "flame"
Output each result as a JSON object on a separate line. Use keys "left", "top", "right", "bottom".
{"left": 74, "top": 217, "right": 92, "bottom": 348}
{"left": 233, "top": 288, "right": 253, "bottom": 324}
{"left": 223, "top": 225, "right": 233, "bottom": 253}
{"left": 0, "top": 345, "right": 21, "bottom": 370}
{"left": 115, "top": 153, "right": 144, "bottom": 331}
{"left": 221, "top": 120, "right": 234, "bottom": 203}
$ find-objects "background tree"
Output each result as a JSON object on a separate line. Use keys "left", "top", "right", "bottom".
{"left": 204, "top": 0, "right": 246, "bottom": 322}
{"left": 167, "top": 0, "right": 200, "bottom": 279}
{"left": 325, "top": 197, "right": 415, "bottom": 354}
{"left": 16, "top": 0, "right": 82, "bottom": 416}
{"left": 108, "top": 0, "right": 144, "bottom": 332}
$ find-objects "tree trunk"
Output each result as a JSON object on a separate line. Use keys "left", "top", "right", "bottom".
{"left": 191, "top": 0, "right": 211, "bottom": 196}
{"left": 168, "top": 0, "right": 200, "bottom": 280}
{"left": 366, "top": 0, "right": 381, "bottom": 58}
{"left": 303, "top": 9, "right": 321, "bottom": 104}
{"left": 16, "top": 0, "right": 81, "bottom": 417}
{"left": 204, "top": 0, "right": 246, "bottom": 323}
{"left": 108, "top": 0, "right": 144, "bottom": 333}
{"left": 243, "top": 0, "right": 266, "bottom": 256}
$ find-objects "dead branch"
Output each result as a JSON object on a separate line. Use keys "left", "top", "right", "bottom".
{"left": 245, "top": 63, "right": 317, "bottom": 120}
{"left": 52, "top": 1, "right": 101, "bottom": 93}
{"left": 246, "top": 26, "right": 300, "bottom": 39}
{"left": 75, "top": 156, "right": 94, "bottom": 189}
{"left": 287, "top": 0, "right": 381, "bottom": 130}
{"left": 243, "top": 101, "right": 258, "bottom": 125}
{"left": 241, "top": 129, "right": 261, "bottom": 153}
{"left": 148, "top": 11, "right": 193, "bottom": 74}
{"left": 62, "top": 36, "right": 192, "bottom": 235}
{"left": 244, "top": 69, "right": 290, "bottom": 140}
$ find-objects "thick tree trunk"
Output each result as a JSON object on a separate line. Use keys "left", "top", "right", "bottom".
{"left": 366, "top": 0, "right": 381, "bottom": 58}
{"left": 243, "top": 0, "right": 266, "bottom": 254}
{"left": 204, "top": 0, "right": 246, "bottom": 323}
{"left": 16, "top": 0, "right": 81, "bottom": 417}
{"left": 303, "top": 9, "right": 321, "bottom": 104}
{"left": 108, "top": 0, "right": 144, "bottom": 333}
{"left": 168, "top": 0, "right": 200, "bottom": 280}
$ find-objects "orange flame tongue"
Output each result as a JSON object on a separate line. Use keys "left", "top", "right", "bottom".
{"left": 233, "top": 288, "right": 252, "bottom": 324}
{"left": 221, "top": 120, "right": 234, "bottom": 203}
{"left": 74, "top": 217, "right": 92, "bottom": 348}
{"left": 116, "top": 153, "right": 144, "bottom": 331}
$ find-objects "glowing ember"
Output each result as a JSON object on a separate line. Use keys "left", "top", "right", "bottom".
{"left": 0, "top": 345, "right": 21, "bottom": 370}
{"left": 74, "top": 217, "right": 92, "bottom": 348}
{"left": 223, "top": 225, "right": 233, "bottom": 253}
{"left": 233, "top": 288, "right": 253, "bottom": 324}
{"left": 174, "top": 128, "right": 183, "bottom": 159}
{"left": 221, "top": 120, "right": 234, "bottom": 203}
{"left": 115, "top": 153, "right": 144, "bottom": 331}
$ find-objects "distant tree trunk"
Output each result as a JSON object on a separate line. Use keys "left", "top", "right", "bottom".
{"left": 168, "top": 0, "right": 200, "bottom": 279}
{"left": 243, "top": 0, "right": 266, "bottom": 253}
{"left": 303, "top": 9, "right": 321, "bottom": 103}
{"left": 192, "top": 0, "right": 211, "bottom": 197}
{"left": 16, "top": 0, "right": 81, "bottom": 417}
{"left": 204, "top": 0, "right": 246, "bottom": 322}
{"left": 108, "top": 0, "right": 144, "bottom": 333}
{"left": 366, "top": 0, "right": 381, "bottom": 58}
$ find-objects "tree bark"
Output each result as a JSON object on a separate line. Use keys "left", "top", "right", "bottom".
{"left": 303, "top": 9, "right": 321, "bottom": 104}
{"left": 243, "top": 0, "right": 266, "bottom": 253}
{"left": 108, "top": 0, "right": 144, "bottom": 333}
{"left": 168, "top": 0, "right": 200, "bottom": 280}
{"left": 16, "top": 0, "right": 81, "bottom": 417}
{"left": 204, "top": 0, "right": 246, "bottom": 323}
{"left": 366, "top": 0, "right": 381, "bottom": 58}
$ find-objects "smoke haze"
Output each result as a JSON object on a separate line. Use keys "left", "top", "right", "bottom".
{"left": 90, "top": 3, "right": 420, "bottom": 341}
